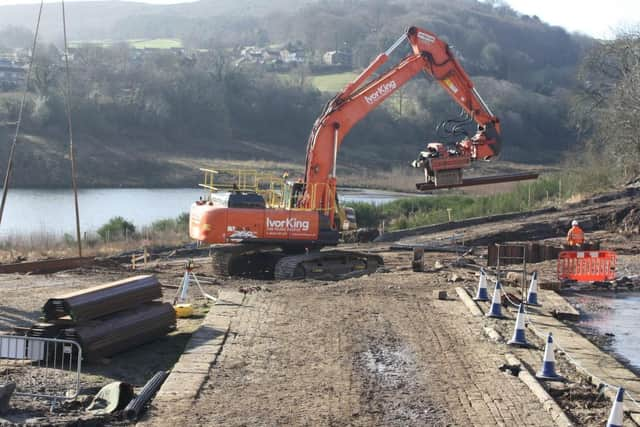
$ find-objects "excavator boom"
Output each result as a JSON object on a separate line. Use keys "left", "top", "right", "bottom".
{"left": 302, "top": 26, "right": 509, "bottom": 225}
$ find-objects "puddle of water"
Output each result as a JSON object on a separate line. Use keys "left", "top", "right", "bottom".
{"left": 567, "top": 291, "right": 640, "bottom": 371}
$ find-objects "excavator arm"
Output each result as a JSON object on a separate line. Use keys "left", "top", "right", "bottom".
{"left": 407, "top": 27, "right": 500, "bottom": 135}
{"left": 301, "top": 26, "right": 505, "bottom": 225}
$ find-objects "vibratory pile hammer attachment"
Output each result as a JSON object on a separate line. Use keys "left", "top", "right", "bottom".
{"left": 411, "top": 131, "right": 538, "bottom": 190}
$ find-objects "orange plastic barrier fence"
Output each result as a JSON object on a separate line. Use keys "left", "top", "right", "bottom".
{"left": 557, "top": 250, "right": 616, "bottom": 282}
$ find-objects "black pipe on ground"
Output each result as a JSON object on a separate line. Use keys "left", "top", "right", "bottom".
{"left": 124, "top": 370, "right": 169, "bottom": 420}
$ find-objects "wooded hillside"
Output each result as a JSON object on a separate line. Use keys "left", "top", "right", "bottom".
{"left": 0, "top": 0, "right": 597, "bottom": 187}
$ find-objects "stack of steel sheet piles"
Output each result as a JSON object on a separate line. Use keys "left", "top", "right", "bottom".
{"left": 43, "top": 275, "right": 162, "bottom": 322}
{"left": 31, "top": 275, "right": 175, "bottom": 360}
{"left": 66, "top": 303, "right": 176, "bottom": 359}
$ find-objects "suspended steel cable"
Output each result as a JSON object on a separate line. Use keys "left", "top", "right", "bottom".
{"left": 61, "top": 0, "right": 83, "bottom": 256}
{"left": 0, "top": 0, "right": 44, "bottom": 227}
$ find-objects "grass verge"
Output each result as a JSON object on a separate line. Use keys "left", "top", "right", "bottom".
{"left": 352, "top": 169, "right": 616, "bottom": 230}
{"left": 310, "top": 72, "right": 359, "bottom": 92}
{"left": 0, "top": 213, "right": 191, "bottom": 263}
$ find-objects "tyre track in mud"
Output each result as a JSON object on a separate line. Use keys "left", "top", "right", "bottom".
{"left": 353, "top": 325, "right": 446, "bottom": 425}
{"left": 351, "top": 282, "right": 446, "bottom": 426}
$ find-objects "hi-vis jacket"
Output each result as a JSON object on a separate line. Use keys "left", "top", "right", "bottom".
{"left": 566, "top": 225, "right": 585, "bottom": 246}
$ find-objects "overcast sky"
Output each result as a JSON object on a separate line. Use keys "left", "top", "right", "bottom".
{"left": 505, "top": 0, "right": 639, "bottom": 39}
{"left": 1, "top": 0, "right": 638, "bottom": 39}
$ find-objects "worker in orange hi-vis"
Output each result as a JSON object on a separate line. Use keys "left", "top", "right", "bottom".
{"left": 566, "top": 220, "right": 585, "bottom": 248}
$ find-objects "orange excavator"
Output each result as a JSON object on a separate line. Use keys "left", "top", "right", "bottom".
{"left": 190, "top": 26, "right": 533, "bottom": 280}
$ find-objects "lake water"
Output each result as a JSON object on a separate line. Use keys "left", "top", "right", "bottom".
{"left": 0, "top": 187, "right": 412, "bottom": 237}
{"left": 568, "top": 291, "right": 640, "bottom": 372}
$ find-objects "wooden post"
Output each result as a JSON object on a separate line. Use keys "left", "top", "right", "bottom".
{"left": 412, "top": 247, "right": 424, "bottom": 272}
{"left": 558, "top": 179, "right": 562, "bottom": 202}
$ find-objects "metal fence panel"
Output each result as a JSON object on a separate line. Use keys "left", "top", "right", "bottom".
{"left": 0, "top": 335, "right": 82, "bottom": 401}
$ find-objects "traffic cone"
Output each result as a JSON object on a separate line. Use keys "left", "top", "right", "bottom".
{"left": 527, "top": 271, "right": 539, "bottom": 305}
{"left": 536, "top": 332, "right": 563, "bottom": 381}
{"left": 606, "top": 387, "right": 625, "bottom": 427}
{"left": 508, "top": 304, "right": 529, "bottom": 346}
{"left": 474, "top": 268, "right": 489, "bottom": 301}
{"left": 486, "top": 281, "right": 504, "bottom": 318}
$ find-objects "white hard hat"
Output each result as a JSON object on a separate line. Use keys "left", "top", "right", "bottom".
{"left": 571, "top": 220, "right": 578, "bottom": 226}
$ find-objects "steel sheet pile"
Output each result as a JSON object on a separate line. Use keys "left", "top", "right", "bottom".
{"left": 30, "top": 275, "right": 175, "bottom": 360}
{"left": 487, "top": 241, "right": 601, "bottom": 266}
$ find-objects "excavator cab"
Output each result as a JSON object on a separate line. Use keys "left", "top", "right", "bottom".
{"left": 209, "top": 191, "right": 266, "bottom": 209}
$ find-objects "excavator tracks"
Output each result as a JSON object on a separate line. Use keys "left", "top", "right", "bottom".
{"left": 274, "top": 250, "right": 383, "bottom": 281}
{"left": 210, "top": 245, "right": 383, "bottom": 281}
{"left": 210, "top": 245, "right": 238, "bottom": 276}
{"left": 211, "top": 244, "right": 284, "bottom": 279}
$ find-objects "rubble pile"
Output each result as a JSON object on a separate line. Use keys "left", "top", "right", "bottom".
{"left": 618, "top": 207, "right": 640, "bottom": 234}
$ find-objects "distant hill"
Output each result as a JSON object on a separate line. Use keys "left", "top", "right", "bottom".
{"left": 0, "top": 0, "right": 595, "bottom": 187}
{"left": 0, "top": 0, "right": 309, "bottom": 41}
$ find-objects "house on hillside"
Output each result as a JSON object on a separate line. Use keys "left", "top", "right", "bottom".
{"left": 281, "top": 49, "right": 306, "bottom": 63}
{"left": 322, "top": 50, "right": 352, "bottom": 66}
{"left": 235, "top": 44, "right": 306, "bottom": 69}
{"left": 239, "top": 46, "right": 272, "bottom": 64}
{"left": 0, "top": 58, "right": 27, "bottom": 91}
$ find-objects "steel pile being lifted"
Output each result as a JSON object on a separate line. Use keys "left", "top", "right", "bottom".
{"left": 31, "top": 275, "right": 175, "bottom": 360}
{"left": 416, "top": 172, "right": 539, "bottom": 191}
{"left": 43, "top": 275, "right": 162, "bottom": 322}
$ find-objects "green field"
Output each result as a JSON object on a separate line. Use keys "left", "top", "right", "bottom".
{"left": 70, "top": 38, "right": 183, "bottom": 49}
{"left": 128, "top": 38, "right": 183, "bottom": 49}
{"left": 310, "top": 72, "right": 359, "bottom": 92}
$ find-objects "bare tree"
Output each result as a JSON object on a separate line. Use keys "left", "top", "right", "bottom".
{"left": 573, "top": 29, "right": 640, "bottom": 180}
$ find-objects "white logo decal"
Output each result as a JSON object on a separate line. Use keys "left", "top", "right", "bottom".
{"left": 418, "top": 32, "right": 435, "bottom": 43}
{"left": 229, "top": 230, "right": 257, "bottom": 241}
{"left": 364, "top": 80, "right": 397, "bottom": 105}
{"left": 266, "top": 217, "right": 310, "bottom": 232}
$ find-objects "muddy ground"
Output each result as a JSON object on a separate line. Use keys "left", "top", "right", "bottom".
{"left": 146, "top": 249, "right": 638, "bottom": 427}
{"left": 0, "top": 188, "right": 639, "bottom": 426}
{"left": 0, "top": 260, "right": 224, "bottom": 425}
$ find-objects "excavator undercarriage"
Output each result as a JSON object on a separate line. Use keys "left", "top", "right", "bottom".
{"left": 210, "top": 244, "right": 383, "bottom": 281}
